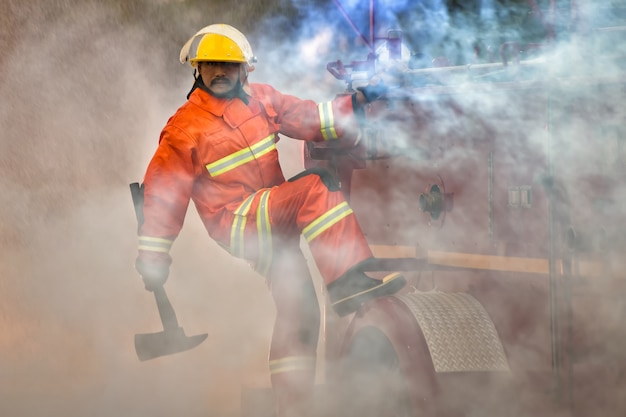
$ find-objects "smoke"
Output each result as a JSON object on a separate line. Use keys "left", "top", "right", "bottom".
{"left": 256, "top": 1, "right": 626, "bottom": 416}
{"left": 1, "top": 0, "right": 625, "bottom": 416}
{"left": 0, "top": 2, "right": 274, "bottom": 417}
{"left": 305, "top": 2, "right": 626, "bottom": 417}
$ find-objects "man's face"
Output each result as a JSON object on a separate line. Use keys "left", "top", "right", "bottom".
{"left": 198, "top": 62, "right": 243, "bottom": 96}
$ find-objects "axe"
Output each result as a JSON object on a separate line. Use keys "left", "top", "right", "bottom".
{"left": 130, "top": 182, "right": 208, "bottom": 361}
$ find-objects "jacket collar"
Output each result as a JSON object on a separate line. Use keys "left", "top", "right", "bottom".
{"left": 188, "top": 88, "right": 228, "bottom": 117}
{"left": 188, "top": 86, "right": 261, "bottom": 128}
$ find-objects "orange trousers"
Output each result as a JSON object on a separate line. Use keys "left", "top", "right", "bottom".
{"left": 237, "top": 170, "right": 373, "bottom": 284}
{"left": 242, "top": 171, "right": 373, "bottom": 417}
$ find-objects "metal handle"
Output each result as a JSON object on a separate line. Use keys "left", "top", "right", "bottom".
{"left": 153, "top": 286, "right": 180, "bottom": 332}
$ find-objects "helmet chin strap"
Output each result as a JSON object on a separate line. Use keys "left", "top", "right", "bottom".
{"left": 186, "top": 70, "right": 202, "bottom": 99}
{"left": 236, "top": 67, "right": 251, "bottom": 104}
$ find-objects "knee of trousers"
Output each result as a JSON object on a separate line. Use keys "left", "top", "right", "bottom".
{"left": 287, "top": 167, "right": 340, "bottom": 192}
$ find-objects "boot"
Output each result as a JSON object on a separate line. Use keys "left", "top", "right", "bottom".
{"left": 327, "top": 265, "right": 406, "bottom": 317}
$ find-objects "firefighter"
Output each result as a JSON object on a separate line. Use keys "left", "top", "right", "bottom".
{"left": 134, "top": 24, "right": 405, "bottom": 417}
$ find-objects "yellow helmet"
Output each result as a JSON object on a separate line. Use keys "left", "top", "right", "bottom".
{"left": 191, "top": 34, "right": 245, "bottom": 65}
{"left": 180, "top": 24, "right": 257, "bottom": 68}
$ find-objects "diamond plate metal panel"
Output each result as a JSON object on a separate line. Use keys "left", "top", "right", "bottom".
{"left": 396, "top": 292, "right": 510, "bottom": 373}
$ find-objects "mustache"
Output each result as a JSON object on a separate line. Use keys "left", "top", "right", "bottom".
{"left": 211, "top": 77, "right": 231, "bottom": 85}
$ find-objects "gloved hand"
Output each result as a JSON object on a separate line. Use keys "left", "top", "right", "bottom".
{"left": 357, "top": 79, "right": 389, "bottom": 103}
{"left": 135, "top": 252, "right": 172, "bottom": 292}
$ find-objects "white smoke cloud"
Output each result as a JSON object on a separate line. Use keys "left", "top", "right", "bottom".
{"left": 2, "top": 1, "right": 625, "bottom": 416}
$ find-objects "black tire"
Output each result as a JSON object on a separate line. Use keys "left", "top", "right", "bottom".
{"left": 338, "top": 326, "right": 413, "bottom": 417}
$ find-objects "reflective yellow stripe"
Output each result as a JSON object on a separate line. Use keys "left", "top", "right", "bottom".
{"left": 138, "top": 236, "right": 174, "bottom": 253}
{"left": 302, "top": 201, "right": 353, "bottom": 242}
{"left": 229, "top": 190, "right": 273, "bottom": 274}
{"left": 230, "top": 193, "right": 256, "bottom": 257}
{"left": 269, "top": 356, "right": 316, "bottom": 375}
{"left": 206, "top": 134, "right": 276, "bottom": 177}
{"left": 318, "top": 101, "right": 338, "bottom": 140}
{"left": 255, "top": 190, "right": 272, "bottom": 276}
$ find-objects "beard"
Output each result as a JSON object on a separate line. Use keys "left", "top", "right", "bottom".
{"left": 186, "top": 75, "right": 249, "bottom": 104}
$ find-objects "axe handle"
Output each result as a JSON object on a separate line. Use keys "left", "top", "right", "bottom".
{"left": 153, "top": 286, "right": 180, "bottom": 332}
{"left": 130, "top": 182, "right": 180, "bottom": 332}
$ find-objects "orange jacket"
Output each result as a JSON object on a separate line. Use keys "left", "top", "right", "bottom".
{"left": 139, "top": 83, "right": 360, "bottom": 254}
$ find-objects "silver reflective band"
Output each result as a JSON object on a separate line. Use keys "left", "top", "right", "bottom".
{"left": 255, "top": 190, "right": 272, "bottom": 276}
{"left": 138, "top": 236, "right": 174, "bottom": 253}
{"left": 318, "top": 101, "right": 338, "bottom": 140}
{"left": 206, "top": 134, "right": 276, "bottom": 176}
{"left": 269, "top": 356, "right": 316, "bottom": 375}
{"left": 230, "top": 193, "right": 256, "bottom": 257}
{"left": 229, "top": 189, "right": 273, "bottom": 277}
{"left": 302, "top": 201, "right": 353, "bottom": 242}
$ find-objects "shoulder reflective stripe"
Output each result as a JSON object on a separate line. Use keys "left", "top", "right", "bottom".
{"left": 206, "top": 134, "right": 276, "bottom": 177}
{"left": 269, "top": 356, "right": 316, "bottom": 375}
{"left": 318, "top": 101, "right": 338, "bottom": 140}
{"left": 230, "top": 193, "right": 256, "bottom": 257}
{"left": 138, "top": 236, "right": 174, "bottom": 253}
{"left": 302, "top": 201, "right": 353, "bottom": 243}
{"left": 255, "top": 190, "right": 272, "bottom": 276}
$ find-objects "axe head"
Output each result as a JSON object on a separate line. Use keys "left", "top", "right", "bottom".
{"left": 135, "top": 326, "right": 208, "bottom": 361}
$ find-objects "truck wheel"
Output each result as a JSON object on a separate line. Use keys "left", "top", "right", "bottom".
{"left": 339, "top": 326, "right": 413, "bottom": 417}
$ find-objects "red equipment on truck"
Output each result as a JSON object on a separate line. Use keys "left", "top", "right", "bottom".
{"left": 299, "top": 2, "right": 626, "bottom": 416}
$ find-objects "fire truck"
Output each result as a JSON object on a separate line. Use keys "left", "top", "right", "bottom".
{"left": 301, "top": 2, "right": 626, "bottom": 416}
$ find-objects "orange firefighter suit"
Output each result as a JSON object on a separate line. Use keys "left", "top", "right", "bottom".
{"left": 138, "top": 82, "right": 373, "bottom": 280}
{"left": 137, "top": 82, "right": 374, "bottom": 416}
